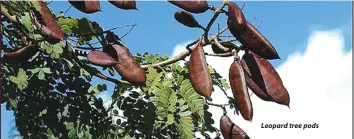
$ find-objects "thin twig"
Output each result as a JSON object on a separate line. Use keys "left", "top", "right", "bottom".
{"left": 80, "top": 24, "right": 137, "bottom": 36}
{"left": 205, "top": 49, "right": 236, "bottom": 57}
{"left": 46, "top": 0, "right": 54, "bottom": 5}
{"left": 203, "top": 1, "right": 229, "bottom": 44}
{"left": 120, "top": 23, "right": 137, "bottom": 39}
{"left": 64, "top": 5, "right": 72, "bottom": 15}
{"left": 219, "top": 38, "right": 237, "bottom": 43}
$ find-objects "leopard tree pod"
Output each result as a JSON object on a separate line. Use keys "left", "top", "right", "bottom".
{"left": 243, "top": 70, "right": 274, "bottom": 102}
{"left": 29, "top": 1, "right": 64, "bottom": 41}
{"left": 68, "top": 0, "right": 101, "bottom": 14}
{"left": 220, "top": 115, "right": 251, "bottom": 139}
{"left": 229, "top": 60, "right": 253, "bottom": 121}
{"left": 238, "top": 21, "right": 280, "bottom": 60}
{"left": 109, "top": 0, "right": 137, "bottom": 10}
{"left": 189, "top": 45, "right": 213, "bottom": 98}
{"left": 4, "top": 45, "right": 38, "bottom": 64}
{"left": 87, "top": 51, "right": 119, "bottom": 67}
{"left": 168, "top": 0, "right": 209, "bottom": 14}
{"left": 174, "top": 10, "right": 201, "bottom": 28}
{"left": 107, "top": 44, "right": 146, "bottom": 84}
{"left": 241, "top": 51, "right": 290, "bottom": 106}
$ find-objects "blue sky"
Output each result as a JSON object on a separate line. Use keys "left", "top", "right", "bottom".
{"left": 2, "top": 1, "right": 352, "bottom": 139}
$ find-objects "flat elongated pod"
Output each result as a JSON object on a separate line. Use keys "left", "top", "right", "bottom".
{"left": 189, "top": 45, "right": 213, "bottom": 98}
{"left": 220, "top": 115, "right": 250, "bottom": 139}
{"left": 87, "top": 51, "right": 119, "bottom": 67}
{"left": 68, "top": 0, "right": 101, "bottom": 14}
{"left": 228, "top": 2, "right": 247, "bottom": 32}
{"left": 243, "top": 70, "right": 274, "bottom": 101}
{"left": 4, "top": 45, "right": 38, "bottom": 64}
{"left": 110, "top": 44, "right": 146, "bottom": 84}
{"left": 227, "top": 18, "right": 240, "bottom": 41}
{"left": 29, "top": 1, "right": 64, "bottom": 41}
{"left": 168, "top": 0, "right": 209, "bottom": 14}
{"left": 241, "top": 51, "right": 290, "bottom": 106}
{"left": 174, "top": 10, "right": 201, "bottom": 28}
{"left": 109, "top": 0, "right": 137, "bottom": 10}
{"left": 239, "top": 22, "right": 280, "bottom": 60}
{"left": 229, "top": 61, "right": 253, "bottom": 121}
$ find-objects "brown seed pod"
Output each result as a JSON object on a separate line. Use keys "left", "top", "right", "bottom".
{"left": 228, "top": 2, "right": 247, "bottom": 32}
{"left": 220, "top": 115, "right": 250, "bottom": 139}
{"left": 87, "top": 51, "right": 119, "bottom": 67}
{"left": 239, "top": 21, "right": 280, "bottom": 60}
{"left": 108, "top": 44, "right": 146, "bottom": 84}
{"left": 229, "top": 60, "right": 253, "bottom": 121}
{"left": 29, "top": 1, "right": 64, "bottom": 41}
{"left": 227, "top": 18, "right": 239, "bottom": 39}
{"left": 174, "top": 10, "right": 201, "bottom": 28}
{"left": 189, "top": 45, "right": 213, "bottom": 98}
{"left": 109, "top": 0, "right": 137, "bottom": 10}
{"left": 243, "top": 70, "right": 274, "bottom": 102}
{"left": 168, "top": 0, "right": 209, "bottom": 14}
{"left": 68, "top": 0, "right": 101, "bottom": 14}
{"left": 4, "top": 45, "right": 38, "bottom": 64}
{"left": 241, "top": 51, "right": 290, "bottom": 106}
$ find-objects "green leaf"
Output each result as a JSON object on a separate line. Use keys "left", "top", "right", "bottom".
{"left": 167, "top": 105, "right": 176, "bottom": 113}
{"left": 30, "top": 68, "right": 41, "bottom": 74}
{"left": 179, "top": 110, "right": 192, "bottom": 117}
{"left": 169, "top": 91, "right": 177, "bottom": 106}
{"left": 166, "top": 114, "right": 174, "bottom": 125}
{"left": 53, "top": 43, "right": 63, "bottom": 54}
{"left": 38, "top": 70, "right": 45, "bottom": 80}
{"left": 179, "top": 105, "right": 189, "bottom": 112}
{"left": 208, "top": 65, "right": 215, "bottom": 74}
{"left": 20, "top": 12, "right": 34, "bottom": 33}
{"left": 68, "top": 128, "right": 76, "bottom": 138}
{"left": 9, "top": 76, "right": 18, "bottom": 84}
{"left": 66, "top": 122, "right": 74, "bottom": 130}
{"left": 42, "top": 68, "right": 51, "bottom": 74}
{"left": 177, "top": 116, "right": 194, "bottom": 139}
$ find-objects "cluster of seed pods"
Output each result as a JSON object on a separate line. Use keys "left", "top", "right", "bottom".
{"left": 170, "top": 1, "right": 290, "bottom": 138}
{"left": 3, "top": 1, "right": 290, "bottom": 138}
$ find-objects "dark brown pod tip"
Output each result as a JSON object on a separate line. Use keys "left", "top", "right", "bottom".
{"left": 240, "top": 22, "right": 280, "bottom": 60}
{"left": 189, "top": 45, "right": 213, "bottom": 98}
{"left": 4, "top": 45, "right": 38, "bottom": 64}
{"left": 110, "top": 44, "right": 146, "bottom": 84}
{"left": 168, "top": 0, "right": 209, "bottom": 14}
{"left": 174, "top": 10, "right": 201, "bottom": 28}
{"left": 109, "top": 0, "right": 137, "bottom": 10}
{"left": 228, "top": 2, "right": 247, "bottom": 32}
{"left": 68, "top": 0, "right": 101, "bottom": 14}
{"left": 220, "top": 115, "right": 250, "bottom": 139}
{"left": 29, "top": 1, "right": 64, "bottom": 41}
{"left": 229, "top": 61, "right": 253, "bottom": 121}
{"left": 241, "top": 51, "right": 290, "bottom": 106}
{"left": 87, "top": 51, "right": 119, "bottom": 67}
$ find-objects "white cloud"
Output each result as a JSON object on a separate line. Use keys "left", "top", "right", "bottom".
{"left": 171, "top": 28, "right": 352, "bottom": 139}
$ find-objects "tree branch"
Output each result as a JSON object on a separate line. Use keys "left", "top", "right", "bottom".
{"left": 205, "top": 49, "right": 237, "bottom": 57}
{"left": 203, "top": 0, "right": 229, "bottom": 44}
{"left": 1, "top": 5, "right": 19, "bottom": 23}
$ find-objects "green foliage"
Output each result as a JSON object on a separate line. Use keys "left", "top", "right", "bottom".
{"left": 1, "top": 1, "right": 235, "bottom": 139}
